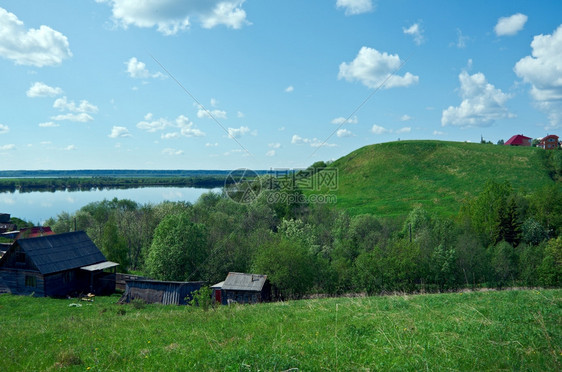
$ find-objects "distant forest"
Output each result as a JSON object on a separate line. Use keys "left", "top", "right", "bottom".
{"left": 0, "top": 169, "right": 269, "bottom": 192}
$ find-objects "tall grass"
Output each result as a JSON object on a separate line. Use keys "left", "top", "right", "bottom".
{"left": 1, "top": 289, "right": 560, "bottom": 371}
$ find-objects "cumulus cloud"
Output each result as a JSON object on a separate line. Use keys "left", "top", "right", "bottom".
{"left": 396, "top": 127, "right": 411, "bottom": 134}
{"left": 98, "top": 0, "right": 249, "bottom": 35}
{"left": 291, "top": 134, "right": 337, "bottom": 147}
{"left": 108, "top": 126, "right": 131, "bottom": 138}
{"left": 339, "top": 47, "right": 419, "bottom": 89}
{"left": 64, "top": 145, "right": 76, "bottom": 151}
{"left": 0, "top": 7, "right": 72, "bottom": 66}
{"left": 227, "top": 126, "right": 250, "bottom": 138}
{"left": 26, "top": 82, "right": 63, "bottom": 97}
{"left": 265, "top": 150, "right": 276, "bottom": 157}
{"left": 495, "top": 13, "right": 528, "bottom": 36}
{"left": 514, "top": 24, "right": 562, "bottom": 128}
{"left": 441, "top": 70, "right": 514, "bottom": 127}
{"left": 336, "top": 0, "right": 374, "bottom": 15}
{"left": 453, "top": 28, "right": 469, "bottom": 49}
{"left": 206, "top": 142, "right": 219, "bottom": 147}
{"left": 400, "top": 115, "right": 412, "bottom": 121}
{"left": 125, "top": 57, "right": 164, "bottom": 79}
{"left": 0, "top": 144, "right": 15, "bottom": 151}
{"left": 331, "top": 116, "right": 358, "bottom": 125}
{"left": 403, "top": 22, "right": 424, "bottom": 45}
{"left": 50, "top": 113, "right": 94, "bottom": 122}
{"left": 285, "top": 85, "right": 294, "bottom": 93}
{"left": 53, "top": 97, "right": 98, "bottom": 113}
{"left": 337, "top": 129, "right": 354, "bottom": 137}
{"left": 0, "top": 124, "right": 9, "bottom": 134}
{"left": 371, "top": 124, "right": 390, "bottom": 134}
{"left": 268, "top": 142, "right": 281, "bottom": 149}
{"left": 197, "top": 108, "right": 227, "bottom": 119}
{"left": 136, "top": 113, "right": 205, "bottom": 137}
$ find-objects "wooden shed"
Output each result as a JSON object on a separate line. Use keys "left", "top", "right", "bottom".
{"left": 119, "top": 278, "right": 204, "bottom": 305}
{"left": 0, "top": 231, "right": 118, "bottom": 297}
{"left": 215, "top": 272, "right": 271, "bottom": 305}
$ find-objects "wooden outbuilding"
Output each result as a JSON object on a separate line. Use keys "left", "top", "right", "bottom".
{"left": 119, "top": 278, "right": 204, "bottom": 305}
{"left": 213, "top": 272, "right": 271, "bottom": 305}
{"left": 0, "top": 231, "right": 118, "bottom": 297}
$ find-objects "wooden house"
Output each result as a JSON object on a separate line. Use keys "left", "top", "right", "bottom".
{"left": 505, "top": 134, "right": 532, "bottom": 147}
{"left": 213, "top": 272, "right": 271, "bottom": 305}
{"left": 118, "top": 278, "right": 203, "bottom": 305}
{"left": 0, "top": 231, "right": 118, "bottom": 297}
{"left": 538, "top": 134, "right": 560, "bottom": 150}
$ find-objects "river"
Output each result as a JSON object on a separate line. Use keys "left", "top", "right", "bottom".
{"left": 0, "top": 187, "right": 220, "bottom": 224}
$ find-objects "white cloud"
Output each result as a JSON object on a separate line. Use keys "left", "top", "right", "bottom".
{"left": 396, "top": 127, "right": 411, "bottom": 134}
{"left": 108, "top": 126, "right": 131, "bottom": 138}
{"left": 0, "top": 144, "right": 15, "bottom": 151}
{"left": 64, "top": 145, "right": 76, "bottom": 151}
{"left": 197, "top": 108, "right": 227, "bottom": 119}
{"left": 403, "top": 22, "right": 424, "bottom": 45}
{"left": 371, "top": 124, "right": 390, "bottom": 134}
{"left": 400, "top": 114, "right": 412, "bottom": 121}
{"left": 265, "top": 150, "right": 276, "bottom": 157}
{"left": 433, "top": 130, "right": 445, "bottom": 136}
{"left": 51, "top": 113, "right": 94, "bottom": 122}
{"left": 162, "top": 148, "right": 184, "bottom": 156}
{"left": 99, "top": 0, "right": 249, "bottom": 35}
{"left": 125, "top": 57, "right": 164, "bottom": 79}
{"left": 268, "top": 142, "right": 281, "bottom": 149}
{"left": 441, "top": 70, "right": 514, "bottom": 127}
{"left": 237, "top": 111, "right": 245, "bottom": 118}
{"left": 339, "top": 47, "right": 419, "bottom": 89}
{"left": 137, "top": 113, "right": 204, "bottom": 137}
{"left": 337, "top": 129, "right": 354, "bottom": 137}
{"left": 453, "top": 28, "right": 469, "bottom": 49}
{"left": 336, "top": 0, "right": 373, "bottom": 15}
{"left": 38, "top": 121, "right": 59, "bottom": 128}
{"left": 0, "top": 124, "right": 9, "bottom": 134}
{"left": 177, "top": 115, "right": 205, "bottom": 137}
{"left": 291, "top": 134, "right": 337, "bottom": 147}
{"left": 285, "top": 85, "right": 294, "bottom": 93}
{"left": 0, "top": 7, "right": 72, "bottom": 66}
{"left": 514, "top": 24, "right": 562, "bottom": 129}
{"left": 205, "top": 142, "right": 219, "bottom": 147}
{"left": 26, "top": 82, "right": 63, "bottom": 97}
{"left": 495, "top": 13, "right": 528, "bottom": 36}
{"left": 331, "top": 116, "right": 358, "bottom": 125}
{"left": 227, "top": 126, "right": 250, "bottom": 138}
{"left": 53, "top": 97, "right": 98, "bottom": 113}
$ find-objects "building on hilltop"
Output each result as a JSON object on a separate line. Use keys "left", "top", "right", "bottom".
{"left": 538, "top": 134, "right": 560, "bottom": 150}
{"left": 0, "top": 231, "right": 118, "bottom": 297}
{"left": 505, "top": 134, "right": 532, "bottom": 147}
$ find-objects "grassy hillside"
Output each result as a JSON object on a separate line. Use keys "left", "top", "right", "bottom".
{"left": 0, "top": 290, "right": 560, "bottom": 371}
{"left": 323, "top": 140, "right": 558, "bottom": 217}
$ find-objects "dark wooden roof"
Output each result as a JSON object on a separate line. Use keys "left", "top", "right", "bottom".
{"left": 16, "top": 231, "right": 107, "bottom": 275}
{"left": 222, "top": 272, "right": 268, "bottom": 292}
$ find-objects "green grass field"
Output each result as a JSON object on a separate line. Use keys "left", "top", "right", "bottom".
{"left": 1, "top": 289, "right": 560, "bottom": 371}
{"left": 319, "top": 140, "right": 557, "bottom": 217}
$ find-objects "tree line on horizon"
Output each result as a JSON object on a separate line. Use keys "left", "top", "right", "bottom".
{"left": 42, "top": 177, "right": 562, "bottom": 298}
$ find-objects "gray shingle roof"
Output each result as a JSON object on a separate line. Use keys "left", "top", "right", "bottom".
{"left": 17, "top": 231, "right": 107, "bottom": 275}
{"left": 221, "top": 272, "right": 267, "bottom": 292}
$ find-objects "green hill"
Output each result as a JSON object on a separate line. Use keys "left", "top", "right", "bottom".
{"left": 322, "top": 140, "right": 559, "bottom": 217}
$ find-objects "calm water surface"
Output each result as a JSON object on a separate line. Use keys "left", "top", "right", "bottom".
{"left": 0, "top": 187, "right": 220, "bottom": 224}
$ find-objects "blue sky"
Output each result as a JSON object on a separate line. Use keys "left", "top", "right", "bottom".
{"left": 1, "top": 0, "right": 561, "bottom": 170}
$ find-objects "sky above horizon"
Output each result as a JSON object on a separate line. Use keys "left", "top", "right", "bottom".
{"left": 1, "top": 0, "right": 562, "bottom": 170}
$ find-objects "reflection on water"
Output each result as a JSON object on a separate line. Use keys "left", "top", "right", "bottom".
{"left": 0, "top": 187, "right": 220, "bottom": 224}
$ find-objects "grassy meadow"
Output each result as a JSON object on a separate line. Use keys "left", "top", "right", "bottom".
{"left": 322, "top": 140, "right": 557, "bottom": 217}
{"left": 1, "top": 289, "right": 561, "bottom": 371}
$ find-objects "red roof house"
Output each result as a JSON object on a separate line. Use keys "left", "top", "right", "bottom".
{"left": 505, "top": 134, "right": 532, "bottom": 147}
{"left": 538, "top": 134, "right": 559, "bottom": 150}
